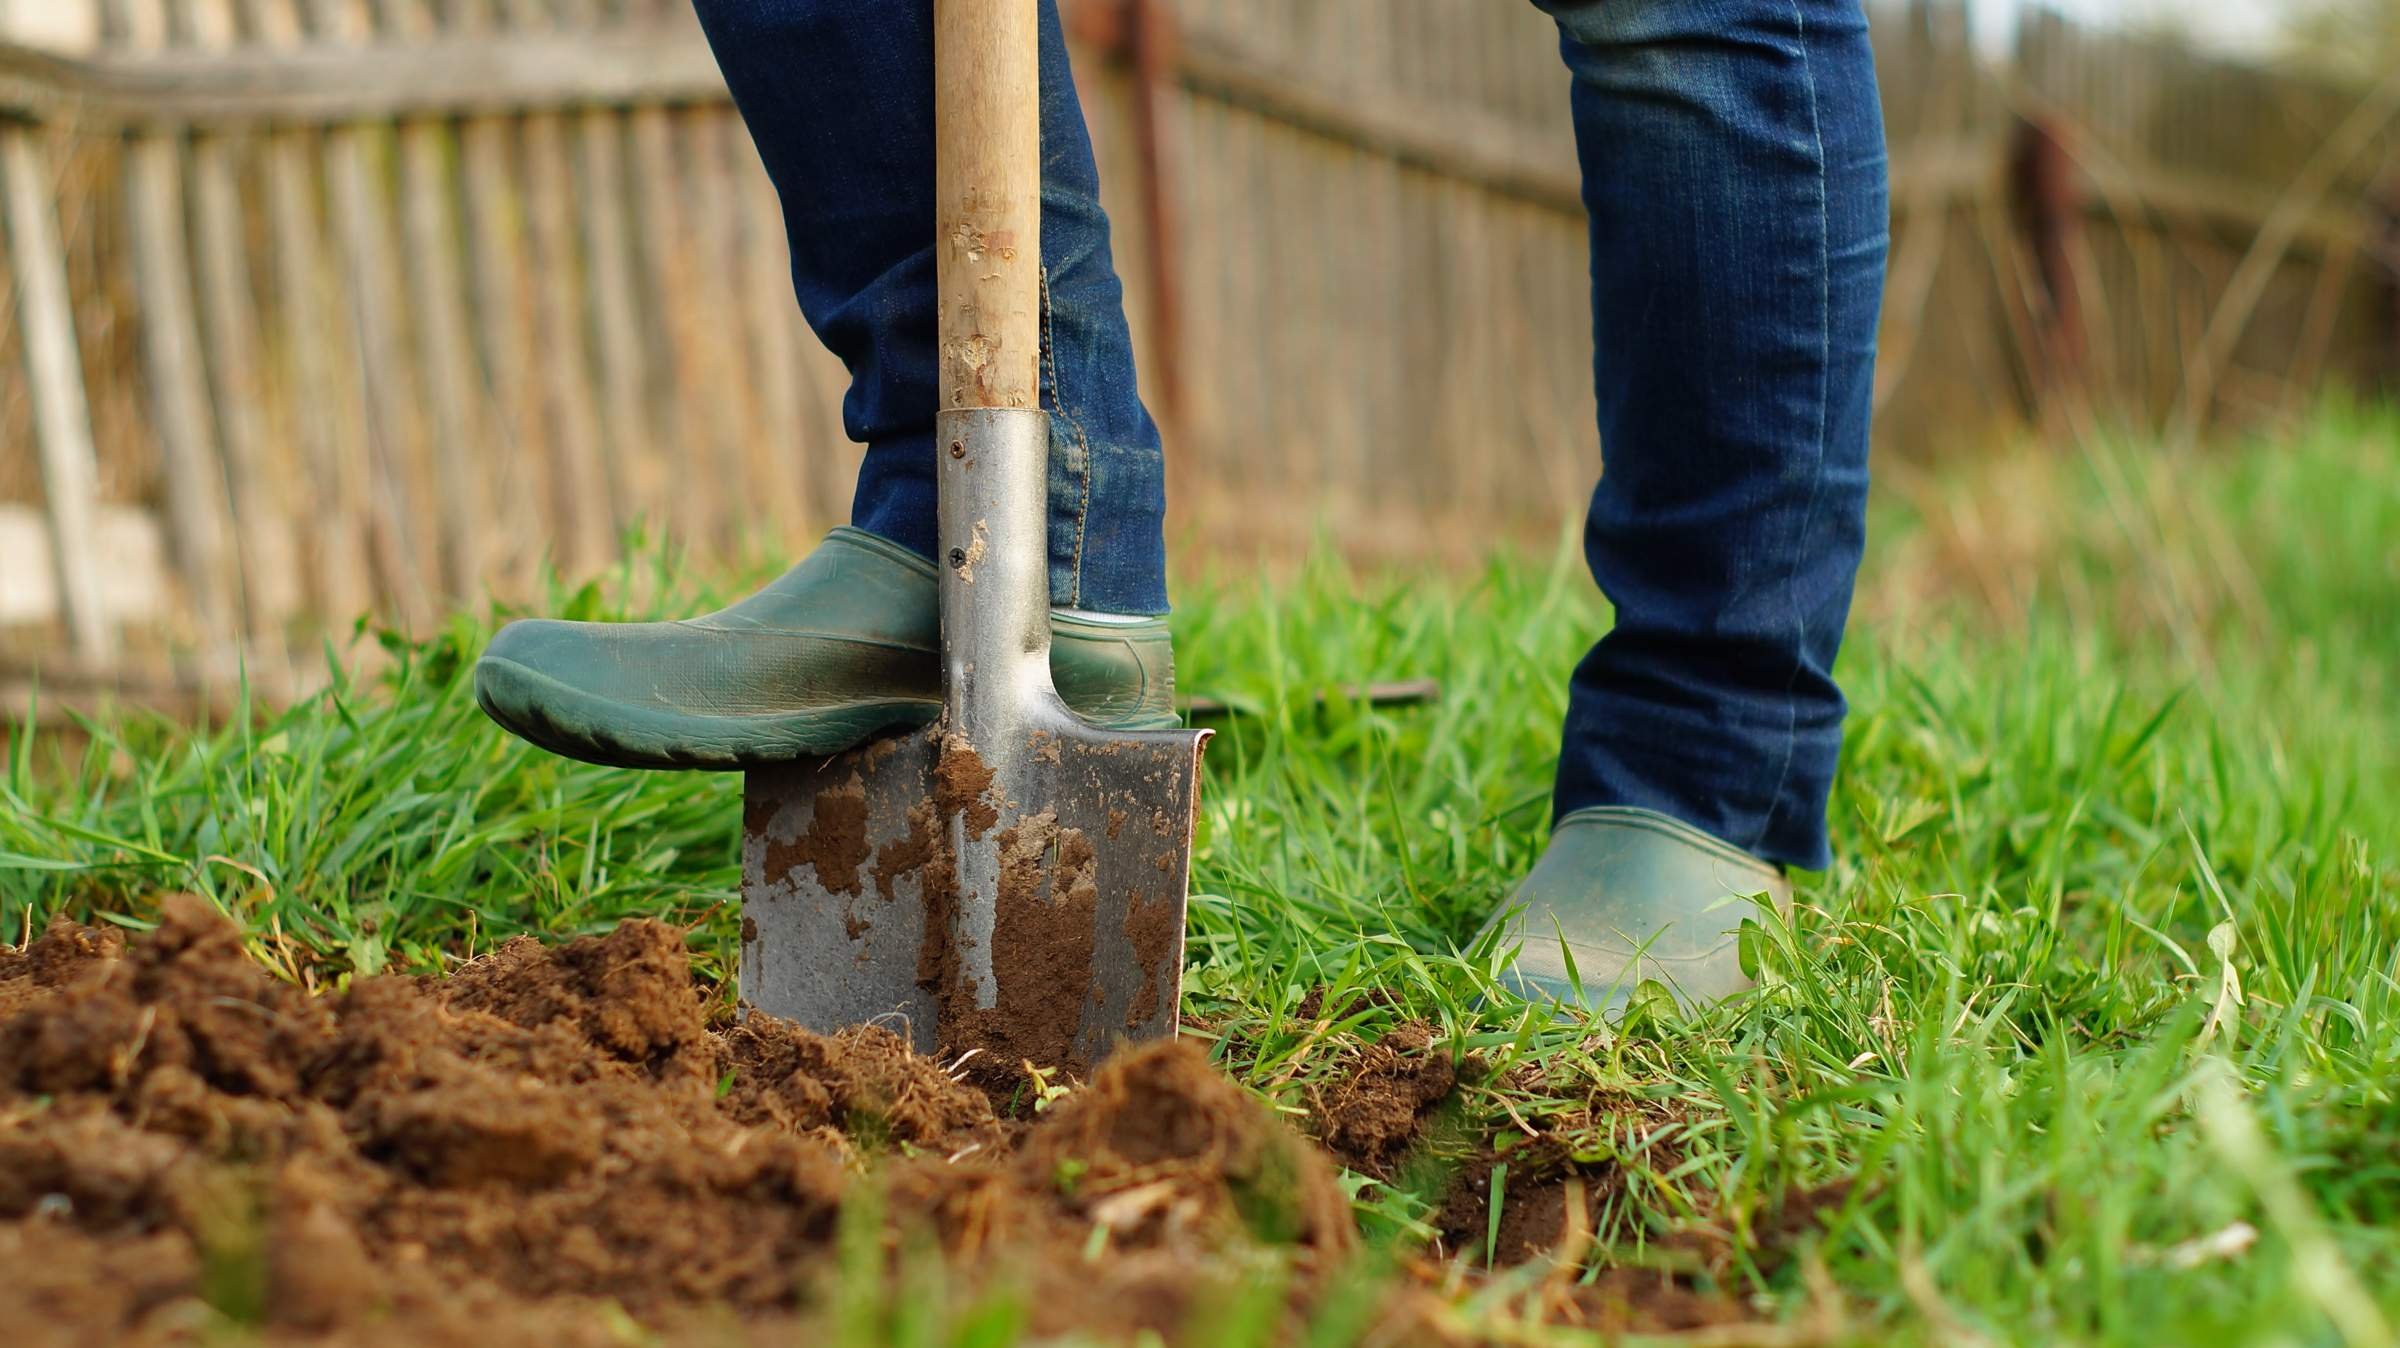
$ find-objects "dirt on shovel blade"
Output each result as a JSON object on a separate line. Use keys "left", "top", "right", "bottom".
{"left": 0, "top": 897, "right": 1756, "bottom": 1344}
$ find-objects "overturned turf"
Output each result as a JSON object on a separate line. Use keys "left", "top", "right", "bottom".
{"left": 0, "top": 898, "right": 1759, "bottom": 1344}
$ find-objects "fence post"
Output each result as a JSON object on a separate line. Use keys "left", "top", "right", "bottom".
{"left": 127, "top": 139, "right": 242, "bottom": 638}
{"left": 1066, "top": 0, "right": 1186, "bottom": 426}
{"left": 2380, "top": 173, "right": 2400, "bottom": 392}
{"left": 186, "top": 4, "right": 307, "bottom": 652}
{"left": 0, "top": 127, "right": 115, "bottom": 662}
{"left": 2007, "top": 113, "right": 2086, "bottom": 416}
{"left": 120, "top": 0, "right": 245, "bottom": 655}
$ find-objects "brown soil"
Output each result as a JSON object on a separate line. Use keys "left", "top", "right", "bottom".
{"left": 1120, "top": 880, "right": 1178, "bottom": 1027}
{"left": 769, "top": 778, "right": 872, "bottom": 899}
{"left": 1429, "top": 1073, "right": 1698, "bottom": 1271}
{"left": 933, "top": 731, "right": 1000, "bottom": 840}
{"left": 1307, "top": 1021, "right": 1459, "bottom": 1176}
{"left": 919, "top": 733, "right": 1186, "bottom": 1093}
{"left": 970, "top": 806, "right": 1101, "bottom": 1073}
{"left": 0, "top": 902, "right": 1792, "bottom": 1344}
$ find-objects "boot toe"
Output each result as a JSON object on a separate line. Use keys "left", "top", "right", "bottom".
{"left": 477, "top": 618, "right": 585, "bottom": 689}
{"left": 1493, "top": 927, "right": 1750, "bottom": 1013}
{"left": 1479, "top": 806, "right": 1790, "bottom": 1014}
{"left": 474, "top": 620, "right": 675, "bottom": 767}
{"left": 475, "top": 618, "right": 634, "bottom": 719}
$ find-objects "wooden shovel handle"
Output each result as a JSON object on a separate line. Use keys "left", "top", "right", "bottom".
{"left": 935, "top": 0, "right": 1042, "bottom": 411}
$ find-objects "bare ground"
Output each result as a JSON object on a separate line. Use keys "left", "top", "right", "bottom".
{"left": 0, "top": 898, "right": 1771, "bottom": 1344}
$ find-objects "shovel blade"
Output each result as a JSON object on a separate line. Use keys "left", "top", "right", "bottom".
{"left": 742, "top": 718, "right": 1208, "bottom": 1073}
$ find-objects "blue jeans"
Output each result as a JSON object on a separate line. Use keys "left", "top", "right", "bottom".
{"left": 691, "top": 0, "right": 1168, "bottom": 615}
{"left": 692, "top": 0, "right": 1887, "bottom": 871}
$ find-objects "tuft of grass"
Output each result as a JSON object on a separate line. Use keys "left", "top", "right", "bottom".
{"left": 2, "top": 553, "right": 752, "bottom": 987}
{"left": 4, "top": 402, "right": 2397, "bottom": 1343}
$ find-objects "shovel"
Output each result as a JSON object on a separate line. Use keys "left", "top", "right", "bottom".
{"left": 739, "top": 0, "right": 1211, "bottom": 1076}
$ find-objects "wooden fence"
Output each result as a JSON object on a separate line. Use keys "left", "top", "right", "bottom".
{"left": 2, "top": 0, "right": 2395, "bottom": 705}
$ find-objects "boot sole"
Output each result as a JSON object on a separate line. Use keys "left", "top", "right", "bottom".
{"left": 475, "top": 655, "right": 1177, "bottom": 772}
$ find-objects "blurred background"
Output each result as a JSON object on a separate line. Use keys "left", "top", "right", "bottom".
{"left": 1, "top": 0, "right": 2395, "bottom": 712}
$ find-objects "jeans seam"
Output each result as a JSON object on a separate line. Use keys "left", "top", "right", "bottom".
{"left": 1751, "top": 1, "right": 1834, "bottom": 857}
{"left": 1038, "top": 266, "right": 1093, "bottom": 608}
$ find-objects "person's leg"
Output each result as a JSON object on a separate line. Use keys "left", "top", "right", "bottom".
{"left": 474, "top": 0, "right": 1174, "bottom": 770}
{"left": 692, "top": 0, "right": 1166, "bottom": 616}
{"left": 1490, "top": 0, "right": 1887, "bottom": 1006}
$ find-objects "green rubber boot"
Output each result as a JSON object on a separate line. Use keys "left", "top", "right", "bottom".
{"left": 1478, "top": 806, "right": 1791, "bottom": 1012}
{"left": 474, "top": 526, "right": 1177, "bottom": 770}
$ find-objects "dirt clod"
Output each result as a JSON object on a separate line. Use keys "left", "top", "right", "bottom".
{"left": 1022, "top": 1038, "right": 1354, "bottom": 1256}
{"left": 1309, "top": 1021, "right": 1458, "bottom": 1176}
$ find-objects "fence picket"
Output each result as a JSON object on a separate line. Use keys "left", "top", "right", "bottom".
{"left": 121, "top": 0, "right": 240, "bottom": 642}
{"left": 728, "top": 115, "right": 812, "bottom": 539}
{"left": 687, "top": 111, "right": 791, "bottom": 549}
{"left": 2, "top": 128, "right": 114, "bottom": 660}
{"left": 455, "top": 121, "right": 546, "bottom": 588}
{"left": 489, "top": 0, "right": 615, "bottom": 573}
{"left": 191, "top": 132, "right": 301, "bottom": 639}
{"left": 382, "top": 0, "right": 493, "bottom": 598}
{"left": 577, "top": 107, "right": 648, "bottom": 542}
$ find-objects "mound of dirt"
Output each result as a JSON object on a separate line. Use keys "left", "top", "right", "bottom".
{"left": 0, "top": 900, "right": 1782, "bottom": 1343}
{"left": 0, "top": 898, "right": 1362, "bottom": 1346}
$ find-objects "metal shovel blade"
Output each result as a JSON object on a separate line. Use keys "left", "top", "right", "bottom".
{"left": 741, "top": 409, "right": 1210, "bottom": 1075}
{"left": 742, "top": 718, "right": 1207, "bottom": 1071}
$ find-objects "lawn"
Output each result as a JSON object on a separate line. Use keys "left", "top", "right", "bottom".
{"left": 5, "top": 401, "right": 2397, "bottom": 1344}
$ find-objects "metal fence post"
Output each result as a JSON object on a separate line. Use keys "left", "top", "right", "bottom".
{"left": 2380, "top": 174, "right": 2400, "bottom": 392}
{"left": 2008, "top": 114, "right": 2087, "bottom": 412}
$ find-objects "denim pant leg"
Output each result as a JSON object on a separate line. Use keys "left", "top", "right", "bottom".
{"left": 689, "top": 0, "right": 1169, "bottom": 614}
{"left": 1535, "top": 0, "right": 1889, "bottom": 870}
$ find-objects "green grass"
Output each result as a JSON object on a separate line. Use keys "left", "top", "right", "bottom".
{"left": 6, "top": 400, "right": 2398, "bottom": 1344}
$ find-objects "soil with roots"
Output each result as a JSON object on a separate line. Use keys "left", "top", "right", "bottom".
{"left": 0, "top": 897, "right": 1759, "bottom": 1345}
